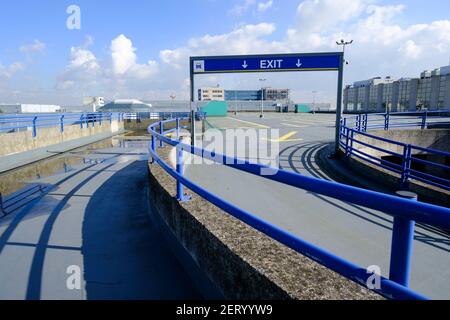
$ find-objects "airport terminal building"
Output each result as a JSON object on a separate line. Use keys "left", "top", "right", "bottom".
{"left": 344, "top": 64, "right": 450, "bottom": 113}
{"left": 199, "top": 88, "right": 290, "bottom": 102}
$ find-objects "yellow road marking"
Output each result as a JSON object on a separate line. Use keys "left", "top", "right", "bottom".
{"left": 279, "top": 131, "right": 298, "bottom": 141}
{"left": 262, "top": 131, "right": 304, "bottom": 143}
{"left": 226, "top": 117, "right": 270, "bottom": 129}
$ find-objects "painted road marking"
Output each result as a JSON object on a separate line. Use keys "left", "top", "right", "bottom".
{"left": 280, "top": 122, "right": 307, "bottom": 128}
{"left": 226, "top": 117, "right": 270, "bottom": 129}
{"left": 289, "top": 120, "right": 334, "bottom": 126}
{"left": 262, "top": 131, "right": 304, "bottom": 143}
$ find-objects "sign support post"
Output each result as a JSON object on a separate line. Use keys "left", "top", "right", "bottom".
{"left": 334, "top": 54, "right": 345, "bottom": 155}
{"left": 189, "top": 59, "right": 196, "bottom": 146}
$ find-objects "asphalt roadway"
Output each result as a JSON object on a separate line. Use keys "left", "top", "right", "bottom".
{"left": 186, "top": 112, "right": 450, "bottom": 299}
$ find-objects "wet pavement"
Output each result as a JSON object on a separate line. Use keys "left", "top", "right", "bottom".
{"left": 0, "top": 134, "right": 202, "bottom": 300}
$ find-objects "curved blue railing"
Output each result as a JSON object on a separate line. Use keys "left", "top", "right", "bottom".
{"left": 148, "top": 116, "right": 450, "bottom": 300}
{"left": 339, "top": 110, "right": 450, "bottom": 190}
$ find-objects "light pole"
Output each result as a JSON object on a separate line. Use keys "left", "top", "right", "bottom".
{"left": 259, "top": 78, "right": 266, "bottom": 118}
{"left": 336, "top": 39, "right": 353, "bottom": 65}
{"left": 330, "top": 39, "right": 353, "bottom": 157}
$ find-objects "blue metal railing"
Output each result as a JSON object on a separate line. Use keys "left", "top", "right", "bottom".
{"left": 340, "top": 110, "right": 450, "bottom": 190}
{"left": 0, "top": 112, "right": 125, "bottom": 137}
{"left": 148, "top": 116, "right": 450, "bottom": 300}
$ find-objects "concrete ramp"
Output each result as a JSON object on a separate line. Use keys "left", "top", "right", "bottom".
{"left": 0, "top": 139, "right": 202, "bottom": 300}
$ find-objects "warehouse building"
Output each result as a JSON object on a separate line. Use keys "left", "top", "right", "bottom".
{"left": 344, "top": 64, "right": 450, "bottom": 113}
{"left": 0, "top": 104, "right": 61, "bottom": 114}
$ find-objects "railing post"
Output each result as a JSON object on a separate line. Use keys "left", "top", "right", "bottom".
{"left": 363, "top": 114, "right": 368, "bottom": 132}
{"left": 400, "top": 144, "right": 412, "bottom": 189}
{"left": 159, "top": 122, "right": 164, "bottom": 148}
{"left": 176, "top": 143, "right": 190, "bottom": 202}
{"left": 176, "top": 118, "right": 180, "bottom": 140}
{"left": 60, "top": 115, "right": 64, "bottom": 133}
{"left": 345, "top": 128, "right": 350, "bottom": 156}
{"left": 109, "top": 113, "right": 113, "bottom": 124}
{"left": 356, "top": 115, "right": 361, "bottom": 131}
{"left": 80, "top": 114, "right": 84, "bottom": 129}
{"left": 190, "top": 109, "right": 196, "bottom": 147}
{"left": 384, "top": 112, "right": 390, "bottom": 130}
{"left": 150, "top": 134, "right": 156, "bottom": 164}
{"left": 421, "top": 110, "right": 427, "bottom": 130}
{"left": 32, "top": 116, "right": 37, "bottom": 138}
{"left": 389, "top": 191, "right": 417, "bottom": 287}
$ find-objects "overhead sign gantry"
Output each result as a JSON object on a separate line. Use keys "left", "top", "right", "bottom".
{"left": 189, "top": 52, "right": 344, "bottom": 153}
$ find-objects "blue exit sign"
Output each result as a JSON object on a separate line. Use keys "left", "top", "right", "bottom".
{"left": 191, "top": 53, "right": 342, "bottom": 74}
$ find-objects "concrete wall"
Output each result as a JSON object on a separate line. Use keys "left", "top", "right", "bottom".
{"left": 0, "top": 120, "right": 124, "bottom": 157}
{"left": 354, "top": 129, "right": 450, "bottom": 158}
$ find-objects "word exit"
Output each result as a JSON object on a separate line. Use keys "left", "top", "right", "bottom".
{"left": 260, "top": 59, "right": 284, "bottom": 69}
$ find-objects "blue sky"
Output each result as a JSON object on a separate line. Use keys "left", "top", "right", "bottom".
{"left": 1, "top": 0, "right": 450, "bottom": 105}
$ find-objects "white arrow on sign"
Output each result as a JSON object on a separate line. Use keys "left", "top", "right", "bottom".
{"left": 296, "top": 59, "right": 302, "bottom": 68}
{"left": 242, "top": 60, "right": 248, "bottom": 69}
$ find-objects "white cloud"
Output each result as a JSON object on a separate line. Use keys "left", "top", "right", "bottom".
{"left": 295, "top": 0, "right": 371, "bottom": 33}
{"left": 56, "top": 40, "right": 101, "bottom": 90}
{"left": 20, "top": 40, "right": 46, "bottom": 55}
{"left": 257, "top": 0, "right": 273, "bottom": 12}
{"left": 8, "top": 0, "right": 450, "bottom": 105}
{"left": 56, "top": 34, "right": 159, "bottom": 96}
{"left": 0, "top": 62, "right": 25, "bottom": 78}
{"left": 229, "top": 0, "right": 256, "bottom": 16}
{"left": 110, "top": 34, "right": 159, "bottom": 79}
{"left": 160, "top": 23, "right": 277, "bottom": 67}
{"left": 398, "top": 40, "right": 422, "bottom": 60}
{"left": 155, "top": 0, "right": 450, "bottom": 104}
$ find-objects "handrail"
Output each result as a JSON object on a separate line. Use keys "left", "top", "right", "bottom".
{"left": 0, "top": 112, "right": 125, "bottom": 137}
{"left": 340, "top": 110, "right": 450, "bottom": 190}
{"left": 148, "top": 116, "right": 450, "bottom": 300}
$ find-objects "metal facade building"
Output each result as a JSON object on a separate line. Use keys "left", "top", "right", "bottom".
{"left": 224, "top": 90, "right": 262, "bottom": 101}
{"left": 344, "top": 64, "right": 450, "bottom": 112}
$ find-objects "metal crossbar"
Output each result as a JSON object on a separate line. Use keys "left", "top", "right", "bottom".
{"left": 340, "top": 110, "right": 450, "bottom": 191}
